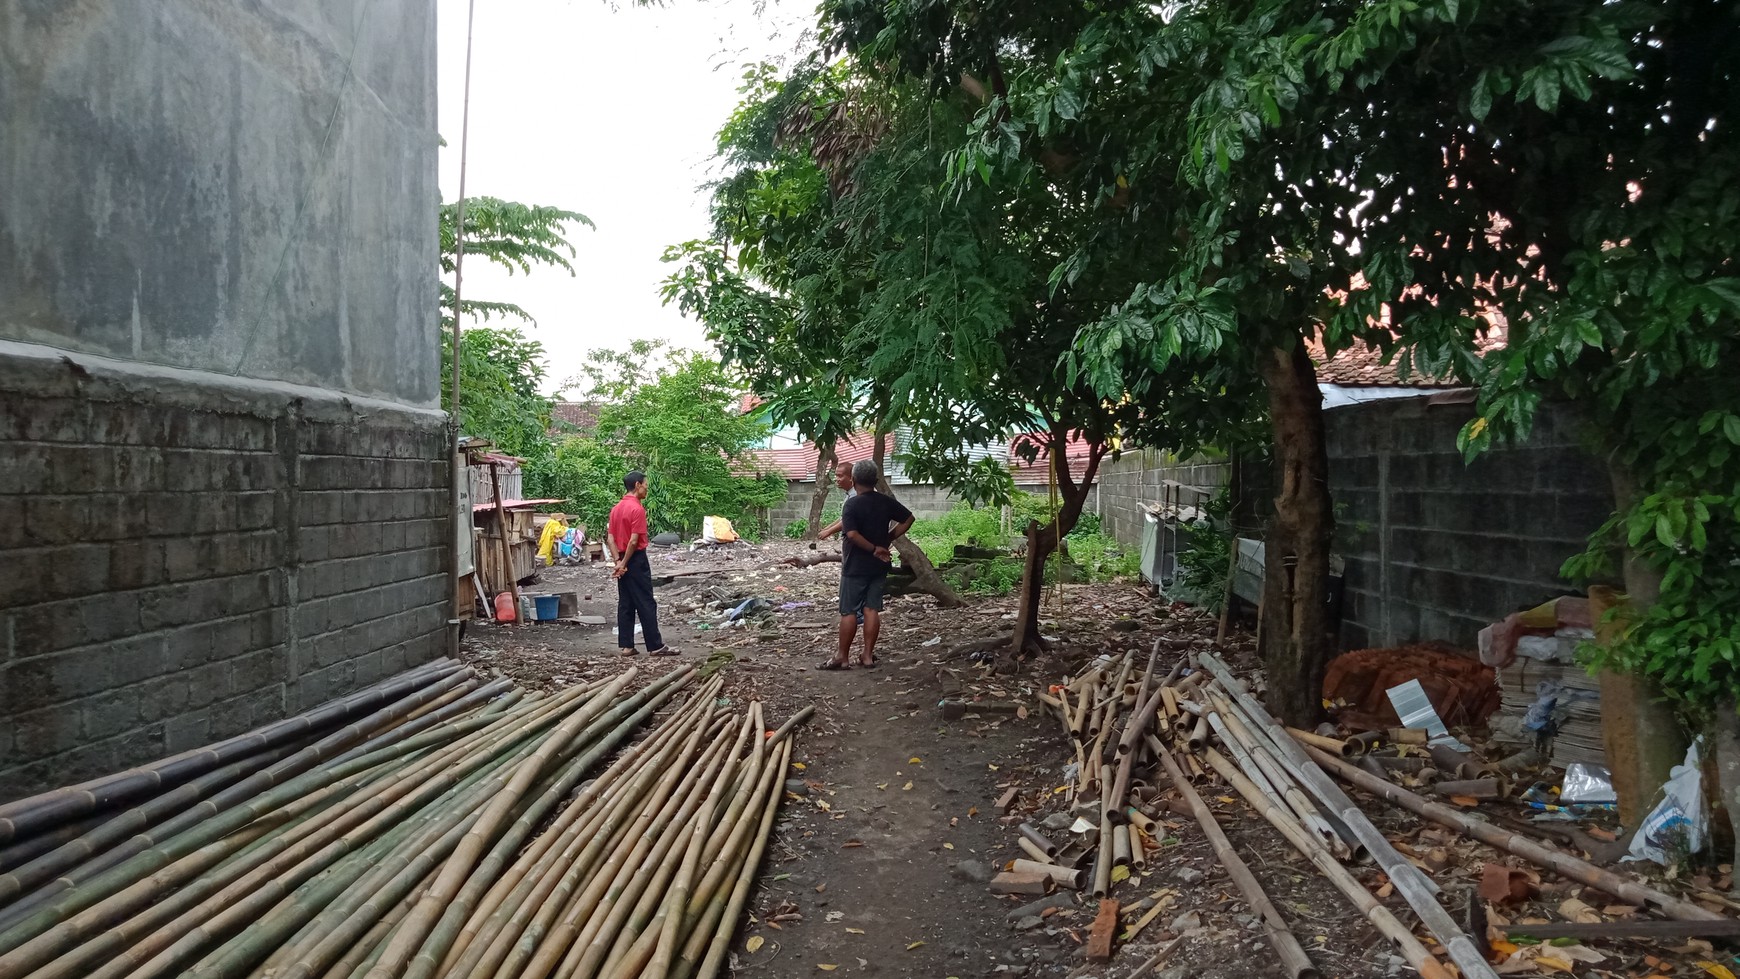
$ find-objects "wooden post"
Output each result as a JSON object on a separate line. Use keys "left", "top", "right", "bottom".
{"left": 487, "top": 462, "right": 522, "bottom": 616}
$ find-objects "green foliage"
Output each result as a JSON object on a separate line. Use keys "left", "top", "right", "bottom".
{"left": 1066, "top": 532, "right": 1141, "bottom": 583}
{"left": 906, "top": 503, "right": 1009, "bottom": 566}
{"left": 522, "top": 437, "right": 627, "bottom": 534}
{"left": 785, "top": 519, "right": 809, "bottom": 539}
{"left": 440, "top": 196, "right": 592, "bottom": 327}
{"left": 443, "top": 327, "right": 553, "bottom": 458}
{"left": 951, "top": 557, "right": 1025, "bottom": 596}
{"left": 582, "top": 343, "right": 789, "bottom": 537}
{"left": 1175, "top": 491, "right": 1237, "bottom": 613}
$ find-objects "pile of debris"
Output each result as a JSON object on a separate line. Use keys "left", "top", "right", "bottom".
{"left": 0, "top": 660, "right": 810, "bottom": 979}
{"left": 973, "top": 646, "right": 1733, "bottom": 978}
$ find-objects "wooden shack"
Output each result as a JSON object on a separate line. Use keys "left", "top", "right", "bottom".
{"left": 458, "top": 437, "right": 564, "bottom": 617}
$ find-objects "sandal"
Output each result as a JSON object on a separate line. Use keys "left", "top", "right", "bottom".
{"left": 859, "top": 655, "right": 880, "bottom": 669}
{"left": 816, "top": 659, "right": 851, "bottom": 671}
{"left": 619, "top": 648, "right": 638, "bottom": 656}
{"left": 649, "top": 646, "right": 680, "bottom": 657}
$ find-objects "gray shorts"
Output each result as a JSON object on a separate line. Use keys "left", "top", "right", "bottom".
{"left": 838, "top": 574, "right": 885, "bottom": 617}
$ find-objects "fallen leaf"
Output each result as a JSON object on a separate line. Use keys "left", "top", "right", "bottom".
{"left": 856, "top": 958, "right": 868, "bottom": 969}
{"left": 1217, "top": 796, "right": 1236, "bottom": 804}
{"left": 1696, "top": 963, "right": 1740, "bottom": 979}
{"left": 968, "top": 807, "right": 979, "bottom": 817}
{"left": 902, "top": 781, "right": 913, "bottom": 791}
{"left": 1534, "top": 954, "right": 1576, "bottom": 974}
{"left": 1017, "top": 705, "right": 1029, "bottom": 719}
{"left": 1112, "top": 865, "right": 1131, "bottom": 883}
{"left": 817, "top": 964, "right": 838, "bottom": 972}
{"left": 792, "top": 762, "right": 807, "bottom": 771}
{"left": 876, "top": 783, "right": 888, "bottom": 791}
{"left": 988, "top": 764, "right": 1000, "bottom": 771}
{"left": 826, "top": 911, "right": 845, "bottom": 923}
{"left": 846, "top": 928, "right": 865, "bottom": 935}
{"left": 910, "top": 757, "right": 923, "bottom": 764}
{"left": 816, "top": 800, "right": 833, "bottom": 812}
{"left": 906, "top": 942, "right": 925, "bottom": 950}
{"left": 841, "top": 840, "right": 863, "bottom": 848}
{"left": 747, "top": 937, "right": 765, "bottom": 953}
{"left": 1450, "top": 795, "right": 1480, "bottom": 807}
{"left": 943, "top": 842, "right": 955, "bottom": 850}
{"left": 816, "top": 883, "right": 827, "bottom": 893}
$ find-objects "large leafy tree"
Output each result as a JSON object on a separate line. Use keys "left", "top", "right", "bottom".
{"left": 575, "top": 341, "right": 789, "bottom": 537}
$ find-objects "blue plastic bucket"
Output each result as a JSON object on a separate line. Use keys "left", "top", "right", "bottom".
{"left": 533, "top": 594, "right": 560, "bottom": 621}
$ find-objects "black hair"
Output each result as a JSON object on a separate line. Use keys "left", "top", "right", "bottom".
{"left": 624, "top": 470, "right": 646, "bottom": 492}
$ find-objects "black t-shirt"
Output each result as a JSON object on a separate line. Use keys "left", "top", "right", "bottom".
{"left": 839, "top": 490, "right": 913, "bottom": 578}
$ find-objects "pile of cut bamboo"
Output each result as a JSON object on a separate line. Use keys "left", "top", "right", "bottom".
{"left": 1038, "top": 647, "right": 1722, "bottom": 979}
{"left": 0, "top": 658, "right": 807, "bottom": 979}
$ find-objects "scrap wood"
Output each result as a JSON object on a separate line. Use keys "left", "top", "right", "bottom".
{"left": 1303, "top": 743, "right": 1725, "bottom": 923}
{"left": 1201, "top": 747, "right": 1456, "bottom": 979}
{"left": 1086, "top": 899, "right": 1120, "bottom": 962}
{"left": 1493, "top": 918, "right": 1740, "bottom": 940}
{"left": 1199, "top": 651, "right": 1502, "bottom": 979}
{"left": 1154, "top": 747, "right": 1318, "bottom": 979}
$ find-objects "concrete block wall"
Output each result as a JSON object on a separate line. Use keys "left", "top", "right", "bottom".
{"left": 0, "top": 0, "right": 443, "bottom": 800}
{"left": 0, "top": 353, "right": 451, "bottom": 799}
{"left": 766, "top": 480, "right": 1050, "bottom": 531}
{"left": 1325, "top": 398, "right": 1612, "bottom": 651}
{"left": 1093, "top": 449, "right": 1231, "bottom": 547}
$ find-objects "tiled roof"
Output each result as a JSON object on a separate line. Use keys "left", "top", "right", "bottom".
{"left": 738, "top": 393, "right": 766, "bottom": 415}
{"left": 741, "top": 431, "right": 891, "bottom": 479}
{"left": 1308, "top": 326, "right": 1506, "bottom": 388}
{"left": 549, "top": 401, "right": 602, "bottom": 435}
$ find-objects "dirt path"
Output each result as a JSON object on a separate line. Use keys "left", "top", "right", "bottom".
{"left": 464, "top": 542, "right": 1661, "bottom": 979}
{"left": 742, "top": 659, "right": 1049, "bottom": 979}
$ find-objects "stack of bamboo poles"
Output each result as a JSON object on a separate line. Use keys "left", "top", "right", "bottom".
{"left": 0, "top": 658, "right": 808, "bottom": 979}
{"left": 1039, "top": 647, "right": 1721, "bottom": 979}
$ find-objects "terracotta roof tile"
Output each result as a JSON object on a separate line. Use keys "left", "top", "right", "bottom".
{"left": 549, "top": 401, "right": 602, "bottom": 435}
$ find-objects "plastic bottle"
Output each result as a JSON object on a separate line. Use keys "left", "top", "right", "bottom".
{"left": 493, "top": 592, "right": 517, "bottom": 622}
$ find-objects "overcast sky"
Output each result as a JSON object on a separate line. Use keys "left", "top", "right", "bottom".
{"left": 436, "top": 0, "right": 807, "bottom": 394}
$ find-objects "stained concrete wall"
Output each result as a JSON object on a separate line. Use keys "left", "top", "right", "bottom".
{"left": 0, "top": 1, "right": 438, "bottom": 404}
{"left": 0, "top": 1, "right": 445, "bottom": 800}
{"left": 1326, "top": 398, "right": 1612, "bottom": 651}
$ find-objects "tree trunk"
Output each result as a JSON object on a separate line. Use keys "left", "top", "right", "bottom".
{"left": 1598, "top": 459, "right": 1690, "bottom": 831}
{"left": 872, "top": 436, "right": 965, "bottom": 608}
{"left": 1008, "top": 428, "right": 1107, "bottom": 656}
{"left": 805, "top": 443, "right": 837, "bottom": 540}
{"left": 1715, "top": 701, "right": 1740, "bottom": 886}
{"left": 1257, "top": 342, "right": 1334, "bottom": 727}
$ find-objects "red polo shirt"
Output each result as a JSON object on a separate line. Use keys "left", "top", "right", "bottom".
{"left": 608, "top": 493, "right": 649, "bottom": 554}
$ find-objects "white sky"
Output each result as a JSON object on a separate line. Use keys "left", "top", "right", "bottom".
{"left": 436, "top": 0, "right": 808, "bottom": 394}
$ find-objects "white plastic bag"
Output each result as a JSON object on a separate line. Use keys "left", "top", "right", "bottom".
{"left": 1626, "top": 738, "right": 1708, "bottom": 865}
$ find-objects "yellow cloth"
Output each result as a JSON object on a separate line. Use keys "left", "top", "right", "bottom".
{"left": 536, "top": 518, "right": 568, "bottom": 564}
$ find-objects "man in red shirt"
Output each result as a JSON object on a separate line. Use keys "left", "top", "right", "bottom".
{"left": 608, "top": 470, "right": 677, "bottom": 656}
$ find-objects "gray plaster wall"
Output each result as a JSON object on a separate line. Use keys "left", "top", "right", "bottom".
{"left": 1326, "top": 398, "right": 1612, "bottom": 651}
{"left": 0, "top": 1, "right": 446, "bottom": 800}
{"left": 0, "top": 0, "right": 439, "bottom": 404}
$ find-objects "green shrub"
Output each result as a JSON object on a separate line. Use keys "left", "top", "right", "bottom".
{"left": 1174, "top": 489, "right": 1234, "bottom": 610}
{"left": 784, "top": 519, "right": 808, "bottom": 539}
{"left": 947, "top": 556, "right": 1025, "bottom": 595}
{"left": 1067, "top": 531, "right": 1141, "bottom": 582}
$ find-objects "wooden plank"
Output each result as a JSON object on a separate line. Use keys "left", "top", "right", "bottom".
{"left": 995, "top": 786, "right": 1021, "bottom": 812}
{"left": 1494, "top": 918, "right": 1740, "bottom": 940}
{"left": 1086, "top": 899, "right": 1120, "bottom": 962}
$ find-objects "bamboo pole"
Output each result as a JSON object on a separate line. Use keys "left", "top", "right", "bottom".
{"left": 463, "top": 706, "right": 721, "bottom": 979}
{"left": 687, "top": 738, "right": 790, "bottom": 979}
{"left": 0, "top": 663, "right": 461, "bottom": 847}
{"left": 504, "top": 709, "right": 728, "bottom": 979}
{"left": 361, "top": 671, "right": 641, "bottom": 979}
{"left": 1154, "top": 747, "right": 1317, "bottom": 979}
{"left": 1197, "top": 652, "right": 1499, "bottom": 979}
{"left": 437, "top": 687, "right": 719, "bottom": 979}
{"left": 1304, "top": 745, "right": 1725, "bottom": 923}
{"left": 433, "top": 679, "right": 713, "bottom": 978}
{"left": 1203, "top": 748, "right": 1453, "bottom": 979}
{"left": 403, "top": 670, "right": 695, "bottom": 979}
{"left": 1205, "top": 694, "right": 1353, "bottom": 861}
{"left": 0, "top": 669, "right": 478, "bottom": 938}
{"left": 1285, "top": 727, "right": 1355, "bottom": 757}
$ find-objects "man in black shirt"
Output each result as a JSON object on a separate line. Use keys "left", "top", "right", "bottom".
{"left": 820, "top": 460, "right": 913, "bottom": 670}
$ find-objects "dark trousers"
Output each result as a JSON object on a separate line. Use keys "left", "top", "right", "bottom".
{"left": 616, "top": 550, "right": 663, "bottom": 650}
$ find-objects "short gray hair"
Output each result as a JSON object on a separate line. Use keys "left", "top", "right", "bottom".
{"left": 851, "top": 460, "right": 880, "bottom": 487}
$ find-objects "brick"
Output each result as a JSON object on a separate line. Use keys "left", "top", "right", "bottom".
{"left": 162, "top": 707, "right": 214, "bottom": 754}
